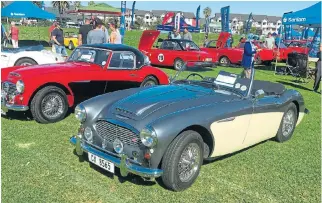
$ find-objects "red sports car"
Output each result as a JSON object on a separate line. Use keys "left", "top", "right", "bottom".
{"left": 138, "top": 30, "right": 216, "bottom": 70}
{"left": 1, "top": 44, "right": 169, "bottom": 123}
{"left": 275, "top": 41, "right": 309, "bottom": 61}
{"left": 201, "top": 33, "right": 276, "bottom": 66}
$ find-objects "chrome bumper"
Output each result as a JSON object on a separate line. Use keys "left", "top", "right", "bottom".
{"left": 1, "top": 92, "right": 29, "bottom": 114}
{"left": 70, "top": 136, "right": 163, "bottom": 178}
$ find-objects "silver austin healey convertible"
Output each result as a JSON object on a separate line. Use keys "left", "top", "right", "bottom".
{"left": 70, "top": 62, "right": 309, "bottom": 191}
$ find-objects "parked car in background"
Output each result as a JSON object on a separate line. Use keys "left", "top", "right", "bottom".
{"left": 275, "top": 41, "right": 309, "bottom": 61}
{"left": 138, "top": 30, "right": 216, "bottom": 70}
{"left": 64, "top": 32, "right": 79, "bottom": 50}
{"left": 66, "top": 22, "right": 80, "bottom": 29}
{"left": 0, "top": 45, "right": 64, "bottom": 69}
{"left": 201, "top": 33, "right": 276, "bottom": 66}
{"left": 1, "top": 44, "right": 169, "bottom": 123}
{"left": 70, "top": 62, "right": 308, "bottom": 191}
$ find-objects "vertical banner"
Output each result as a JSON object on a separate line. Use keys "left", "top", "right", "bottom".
{"left": 175, "top": 12, "right": 181, "bottom": 31}
{"left": 245, "top": 12, "right": 252, "bottom": 34}
{"left": 196, "top": 5, "right": 200, "bottom": 28}
{"left": 220, "top": 6, "right": 230, "bottom": 32}
{"left": 284, "top": 25, "right": 292, "bottom": 40}
{"left": 131, "top": 1, "right": 136, "bottom": 28}
{"left": 41, "top": 1, "right": 45, "bottom": 10}
{"left": 309, "top": 28, "right": 321, "bottom": 57}
{"left": 120, "top": 1, "right": 126, "bottom": 44}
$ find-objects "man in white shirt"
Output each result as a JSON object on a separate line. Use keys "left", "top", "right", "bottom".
{"left": 264, "top": 32, "right": 275, "bottom": 49}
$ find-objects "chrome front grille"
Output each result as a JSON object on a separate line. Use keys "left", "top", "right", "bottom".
{"left": 2, "top": 82, "right": 17, "bottom": 95}
{"left": 95, "top": 120, "right": 141, "bottom": 147}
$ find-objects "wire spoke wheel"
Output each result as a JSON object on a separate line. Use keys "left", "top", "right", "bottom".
{"left": 282, "top": 109, "right": 295, "bottom": 137}
{"left": 178, "top": 143, "right": 201, "bottom": 183}
{"left": 41, "top": 93, "right": 64, "bottom": 119}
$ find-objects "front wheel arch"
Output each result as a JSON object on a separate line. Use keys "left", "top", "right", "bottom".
{"left": 28, "top": 82, "right": 74, "bottom": 107}
{"left": 14, "top": 57, "right": 38, "bottom": 66}
{"left": 158, "top": 124, "right": 214, "bottom": 169}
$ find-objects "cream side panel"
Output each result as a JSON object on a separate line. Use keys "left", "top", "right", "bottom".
{"left": 296, "top": 112, "right": 304, "bottom": 126}
{"left": 211, "top": 115, "right": 252, "bottom": 157}
{"left": 243, "top": 112, "right": 283, "bottom": 148}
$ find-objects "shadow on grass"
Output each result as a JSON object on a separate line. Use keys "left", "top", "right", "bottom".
{"left": 19, "top": 40, "right": 50, "bottom": 47}
{"left": 1, "top": 111, "right": 32, "bottom": 122}
{"left": 203, "top": 140, "right": 268, "bottom": 165}
{"left": 276, "top": 80, "right": 313, "bottom": 91}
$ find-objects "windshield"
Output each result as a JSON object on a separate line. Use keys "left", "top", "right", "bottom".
{"left": 171, "top": 63, "right": 252, "bottom": 97}
{"left": 180, "top": 41, "right": 200, "bottom": 51}
{"left": 68, "top": 48, "right": 111, "bottom": 67}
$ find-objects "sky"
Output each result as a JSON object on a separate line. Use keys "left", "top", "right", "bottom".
{"left": 44, "top": 1, "right": 318, "bottom": 18}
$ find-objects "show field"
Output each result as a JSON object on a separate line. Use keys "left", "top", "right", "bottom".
{"left": 1, "top": 26, "right": 321, "bottom": 203}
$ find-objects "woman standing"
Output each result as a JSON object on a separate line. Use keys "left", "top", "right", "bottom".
{"left": 241, "top": 37, "right": 261, "bottom": 78}
{"left": 109, "top": 22, "right": 122, "bottom": 44}
{"left": 10, "top": 21, "right": 19, "bottom": 48}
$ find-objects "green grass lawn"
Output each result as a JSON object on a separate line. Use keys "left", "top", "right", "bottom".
{"left": 1, "top": 27, "right": 321, "bottom": 203}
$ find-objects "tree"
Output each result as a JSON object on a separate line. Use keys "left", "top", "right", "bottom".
{"left": 203, "top": 7, "right": 212, "bottom": 18}
{"left": 135, "top": 18, "right": 144, "bottom": 29}
{"left": 74, "top": 1, "right": 81, "bottom": 9}
{"left": 1, "top": 1, "right": 7, "bottom": 8}
{"left": 32, "top": 1, "right": 43, "bottom": 8}
{"left": 88, "top": 1, "right": 95, "bottom": 6}
{"left": 52, "top": 1, "right": 71, "bottom": 23}
{"left": 203, "top": 7, "right": 212, "bottom": 40}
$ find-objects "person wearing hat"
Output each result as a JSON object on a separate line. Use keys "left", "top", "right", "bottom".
{"left": 170, "top": 28, "right": 181, "bottom": 39}
{"left": 241, "top": 37, "right": 261, "bottom": 78}
{"left": 87, "top": 18, "right": 106, "bottom": 44}
{"left": 51, "top": 22, "right": 68, "bottom": 58}
{"left": 78, "top": 18, "right": 92, "bottom": 46}
{"left": 109, "top": 22, "right": 122, "bottom": 44}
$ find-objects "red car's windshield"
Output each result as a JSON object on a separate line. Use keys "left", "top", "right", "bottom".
{"left": 68, "top": 48, "right": 111, "bottom": 67}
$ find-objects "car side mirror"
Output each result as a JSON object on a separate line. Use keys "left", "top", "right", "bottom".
{"left": 254, "top": 89, "right": 265, "bottom": 99}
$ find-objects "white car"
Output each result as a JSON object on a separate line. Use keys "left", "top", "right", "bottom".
{"left": 0, "top": 45, "right": 65, "bottom": 68}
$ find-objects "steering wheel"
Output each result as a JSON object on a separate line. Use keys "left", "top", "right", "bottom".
{"left": 186, "top": 73, "right": 204, "bottom": 80}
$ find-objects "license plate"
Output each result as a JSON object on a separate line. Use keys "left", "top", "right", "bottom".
{"left": 88, "top": 152, "right": 115, "bottom": 173}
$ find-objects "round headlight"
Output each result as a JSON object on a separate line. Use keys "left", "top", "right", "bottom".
{"left": 140, "top": 127, "right": 157, "bottom": 147}
{"left": 16, "top": 80, "right": 25, "bottom": 93}
{"left": 75, "top": 105, "right": 86, "bottom": 122}
{"left": 84, "top": 127, "right": 93, "bottom": 142}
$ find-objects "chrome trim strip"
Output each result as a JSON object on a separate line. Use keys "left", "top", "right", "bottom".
{"left": 217, "top": 117, "right": 236, "bottom": 123}
{"left": 70, "top": 136, "right": 163, "bottom": 178}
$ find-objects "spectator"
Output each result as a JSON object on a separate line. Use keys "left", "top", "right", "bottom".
{"left": 87, "top": 19, "right": 106, "bottom": 44}
{"left": 182, "top": 28, "right": 192, "bottom": 41}
{"left": 171, "top": 29, "right": 181, "bottom": 39}
{"left": 109, "top": 22, "right": 122, "bottom": 44}
{"left": 167, "top": 31, "right": 172, "bottom": 39}
{"left": 51, "top": 22, "right": 68, "bottom": 59}
{"left": 49, "top": 22, "right": 57, "bottom": 53}
{"left": 265, "top": 32, "right": 275, "bottom": 49}
{"left": 101, "top": 25, "right": 110, "bottom": 43}
{"left": 10, "top": 22, "right": 19, "bottom": 48}
{"left": 226, "top": 33, "right": 233, "bottom": 47}
{"left": 241, "top": 37, "right": 261, "bottom": 78}
{"left": 78, "top": 18, "right": 92, "bottom": 46}
{"left": 313, "top": 44, "right": 321, "bottom": 93}
{"left": 1, "top": 24, "right": 8, "bottom": 47}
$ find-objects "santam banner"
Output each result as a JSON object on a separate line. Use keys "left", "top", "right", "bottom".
{"left": 10, "top": 12, "right": 25, "bottom": 17}
{"left": 283, "top": 17, "right": 306, "bottom": 23}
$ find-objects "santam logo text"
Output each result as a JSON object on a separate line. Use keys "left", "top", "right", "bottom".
{"left": 287, "top": 17, "right": 306, "bottom": 23}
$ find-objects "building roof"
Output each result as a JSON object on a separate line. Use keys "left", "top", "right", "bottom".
{"left": 214, "top": 13, "right": 281, "bottom": 22}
